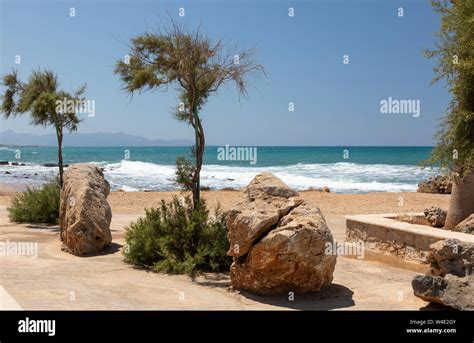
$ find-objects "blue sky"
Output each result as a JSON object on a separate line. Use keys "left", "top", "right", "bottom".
{"left": 1, "top": 0, "right": 450, "bottom": 146}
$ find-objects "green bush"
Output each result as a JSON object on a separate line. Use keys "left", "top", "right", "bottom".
{"left": 8, "top": 182, "right": 60, "bottom": 224}
{"left": 123, "top": 196, "right": 232, "bottom": 275}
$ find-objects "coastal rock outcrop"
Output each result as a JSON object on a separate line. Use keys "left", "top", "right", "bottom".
{"left": 60, "top": 164, "right": 112, "bottom": 256}
{"left": 454, "top": 214, "right": 474, "bottom": 234}
{"left": 423, "top": 207, "right": 447, "bottom": 228}
{"left": 227, "top": 172, "right": 337, "bottom": 295}
{"left": 412, "top": 239, "right": 474, "bottom": 310}
{"left": 417, "top": 175, "right": 452, "bottom": 194}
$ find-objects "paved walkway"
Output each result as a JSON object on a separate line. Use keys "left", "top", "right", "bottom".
{"left": 0, "top": 206, "right": 429, "bottom": 310}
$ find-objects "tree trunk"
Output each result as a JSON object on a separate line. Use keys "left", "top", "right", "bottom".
{"left": 57, "top": 130, "right": 64, "bottom": 188}
{"left": 191, "top": 111, "right": 205, "bottom": 209}
{"left": 445, "top": 172, "right": 474, "bottom": 229}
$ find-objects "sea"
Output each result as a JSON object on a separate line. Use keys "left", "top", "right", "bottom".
{"left": 0, "top": 146, "right": 439, "bottom": 193}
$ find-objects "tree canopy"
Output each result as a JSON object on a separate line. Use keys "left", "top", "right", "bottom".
{"left": 1, "top": 69, "right": 84, "bottom": 132}
{"left": 424, "top": 0, "right": 474, "bottom": 177}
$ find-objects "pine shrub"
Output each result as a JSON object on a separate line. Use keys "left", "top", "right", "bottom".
{"left": 123, "top": 196, "right": 231, "bottom": 275}
{"left": 8, "top": 182, "right": 60, "bottom": 224}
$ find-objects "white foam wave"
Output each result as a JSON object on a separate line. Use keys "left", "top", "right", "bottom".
{"left": 98, "top": 160, "right": 438, "bottom": 193}
{"left": 0, "top": 160, "right": 439, "bottom": 193}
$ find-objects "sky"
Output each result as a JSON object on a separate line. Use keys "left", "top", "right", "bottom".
{"left": 0, "top": 0, "right": 451, "bottom": 146}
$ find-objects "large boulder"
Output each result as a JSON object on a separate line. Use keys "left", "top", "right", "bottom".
{"left": 454, "top": 214, "right": 474, "bottom": 234}
{"left": 227, "top": 173, "right": 337, "bottom": 295}
{"left": 227, "top": 173, "right": 302, "bottom": 258}
{"left": 412, "top": 274, "right": 473, "bottom": 311}
{"left": 423, "top": 207, "right": 447, "bottom": 228}
{"left": 417, "top": 174, "right": 452, "bottom": 194}
{"left": 412, "top": 239, "right": 474, "bottom": 310}
{"left": 60, "top": 164, "right": 112, "bottom": 256}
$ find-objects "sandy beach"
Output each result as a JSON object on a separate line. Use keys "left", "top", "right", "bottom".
{"left": 0, "top": 185, "right": 451, "bottom": 310}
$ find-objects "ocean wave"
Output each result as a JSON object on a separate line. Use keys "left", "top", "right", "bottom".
{"left": 0, "top": 159, "right": 439, "bottom": 193}
{"left": 100, "top": 160, "right": 438, "bottom": 193}
{"left": 0, "top": 147, "right": 17, "bottom": 152}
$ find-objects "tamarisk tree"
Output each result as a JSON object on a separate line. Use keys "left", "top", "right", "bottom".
{"left": 115, "top": 21, "right": 264, "bottom": 209}
{"left": 1, "top": 69, "right": 85, "bottom": 187}
{"left": 423, "top": 0, "right": 474, "bottom": 228}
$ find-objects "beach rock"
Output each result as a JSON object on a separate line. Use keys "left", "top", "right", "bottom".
{"left": 60, "top": 164, "right": 112, "bottom": 256}
{"left": 4, "top": 171, "right": 10, "bottom": 175}
{"left": 0, "top": 161, "right": 8, "bottom": 165}
{"left": 427, "top": 239, "right": 473, "bottom": 277}
{"left": 321, "top": 186, "right": 330, "bottom": 193}
{"left": 244, "top": 172, "right": 299, "bottom": 200}
{"left": 227, "top": 172, "right": 302, "bottom": 258}
{"left": 454, "top": 214, "right": 474, "bottom": 234}
{"left": 228, "top": 172, "right": 336, "bottom": 294}
{"left": 412, "top": 239, "right": 474, "bottom": 310}
{"left": 417, "top": 174, "right": 452, "bottom": 194}
{"left": 412, "top": 274, "right": 473, "bottom": 311}
{"left": 423, "top": 207, "right": 447, "bottom": 228}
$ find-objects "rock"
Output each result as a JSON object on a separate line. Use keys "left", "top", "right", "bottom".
{"left": 427, "top": 239, "right": 473, "bottom": 277}
{"left": 227, "top": 172, "right": 336, "bottom": 295}
{"left": 304, "top": 186, "right": 331, "bottom": 193}
{"left": 454, "top": 214, "right": 474, "bottom": 234}
{"left": 0, "top": 161, "right": 8, "bottom": 165}
{"left": 412, "top": 274, "right": 473, "bottom": 311}
{"left": 423, "top": 207, "right": 447, "bottom": 228}
{"left": 417, "top": 174, "right": 452, "bottom": 194}
{"left": 244, "top": 172, "right": 299, "bottom": 200}
{"left": 60, "top": 164, "right": 112, "bottom": 256}
{"left": 43, "top": 163, "right": 57, "bottom": 167}
{"left": 412, "top": 239, "right": 474, "bottom": 310}
{"left": 227, "top": 173, "right": 303, "bottom": 258}
{"left": 4, "top": 171, "right": 11, "bottom": 175}
{"left": 231, "top": 202, "right": 337, "bottom": 294}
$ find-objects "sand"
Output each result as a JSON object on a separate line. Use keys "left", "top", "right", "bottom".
{"left": 0, "top": 187, "right": 451, "bottom": 310}
{"left": 107, "top": 189, "right": 450, "bottom": 219}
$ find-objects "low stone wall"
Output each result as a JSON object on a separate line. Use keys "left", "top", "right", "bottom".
{"left": 346, "top": 213, "right": 474, "bottom": 264}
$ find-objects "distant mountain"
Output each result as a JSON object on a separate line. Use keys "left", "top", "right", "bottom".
{"left": 0, "top": 130, "right": 193, "bottom": 147}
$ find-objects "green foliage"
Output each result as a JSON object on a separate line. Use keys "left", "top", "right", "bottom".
{"left": 8, "top": 182, "right": 60, "bottom": 225}
{"left": 123, "top": 196, "right": 231, "bottom": 275}
{"left": 423, "top": 0, "right": 474, "bottom": 177}
{"left": 1, "top": 69, "right": 84, "bottom": 131}
{"left": 174, "top": 156, "right": 195, "bottom": 191}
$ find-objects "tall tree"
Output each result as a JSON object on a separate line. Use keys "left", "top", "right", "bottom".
{"left": 1, "top": 69, "right": 85, "bottom": 187}
{"left": 115, "top": 21, "right": 264, "bottom": 209}
{"left": 423, "top": 0, "right": 474, "bottom": 228}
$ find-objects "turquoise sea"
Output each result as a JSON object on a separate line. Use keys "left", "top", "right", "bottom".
{"left": 0, "top": 146, "right": 439, "bottom": 193}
